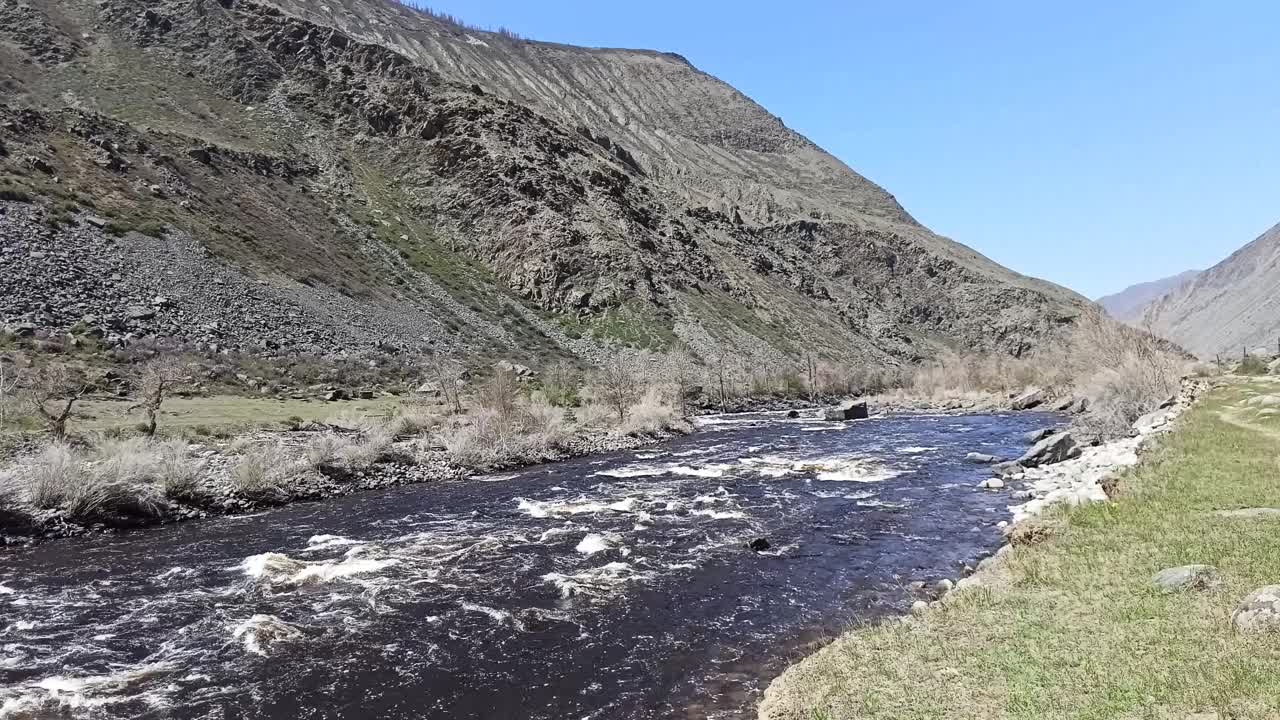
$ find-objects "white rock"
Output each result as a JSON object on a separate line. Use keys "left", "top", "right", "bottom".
{"left": 978, "top": 478, "right": 1005, "bottom": 489}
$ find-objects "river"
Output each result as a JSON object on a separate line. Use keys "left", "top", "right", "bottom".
{"left": 0, "top": 409, "right": 1055, "bottom": 719}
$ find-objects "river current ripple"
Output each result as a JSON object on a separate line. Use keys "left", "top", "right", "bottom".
{"left": 0, "top": 410, "right": 1056, "bottom": 719}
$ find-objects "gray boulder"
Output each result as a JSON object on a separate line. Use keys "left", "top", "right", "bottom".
{"left": 1151, "top": 565, "right": 1221, "bottom": 593}
{"left": 1232, "top": 586, "right": 1280, "bottom": 633}
{"left": 1010, "top": 387, "right": 1046, "bottom": 411}
{"left": 1023, "top": 428, "right": 1053, "bottom": 444}
{"left": 1134, "top": 408, "right": 1177, "bottom": 435}
{"left": 823, "top": 399, "right": 869, "bottom": 421}
{"left": 1018, "top": 431, "right": 1081, "bottom": 468}
{"left": 965, "top": 452, "right": 1002, "bottom": 464}
{"left": 125, "top": 305, "right": 156, "bottom": 321}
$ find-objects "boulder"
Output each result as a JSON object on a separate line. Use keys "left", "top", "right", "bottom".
{"left": 1134, "top": 408, "right": 1177, "bottom": 435}
{"left": 321, "top": 389, "right": 346, "bottom": 402}
{"left": 125, "top": 305, "right": 156, "bottom": 321}
{"left": 1231, "top": 586, "right": 1280, "bottom": 633}
{"left": 910, "top": 600, "right": 929, "bottom": 616}
{"left": 934, "top": 578, "right": 954, "bottom": 594}
{"left": 965, "top": 452, "right": 1002, "bottom": 464}
{"left": 747, "top": 538, "right": 771, "bottom": 552}
{"left": 823, "top": 399, "right": 869, "bottom": 421}
{"left": 494, "top": 360, "right": 533, "bottom": 378}
{"left": 978, "top": 478, "right": 1005, "bottom": 490}
{"left": 785, "top": 410, "right": 800, "bottom": 419}
{"left": 1010, "top": 387, "right": 1046, "bottom": 411}
{"left": 85, "top": 215, "right": 109, "bottom": 228}
{"left": 1024, "top": 428, "right": 1054, "bottom": 444}
{"left": 1018, "top": 432, "right": 1081, "bottom": 468}
{"left": 1151, "top": 565, "right": 1221, "bottom": 593}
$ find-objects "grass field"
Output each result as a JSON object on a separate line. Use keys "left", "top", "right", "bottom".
{"left": 760, "top": 378, "right": 1280, "bottom": 720}
{"left": 65, "top": 394, "right": 407, "bottom": 434}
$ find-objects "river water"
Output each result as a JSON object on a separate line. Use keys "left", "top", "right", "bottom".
{"left": 0, "top": 410, "right": 1055, "bottom": 719}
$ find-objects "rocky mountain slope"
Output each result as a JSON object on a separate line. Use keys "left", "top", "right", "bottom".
{"left": 0, "top": 0, "right": 1087, "bottom": 366}
{"left": 1096, "top": 270, "right": 1199, "bottom": 324}
{"left": 1145, "top": 223, "right": 1280, "bottom": 358}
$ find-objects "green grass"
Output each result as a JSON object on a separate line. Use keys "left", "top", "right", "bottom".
{"left": 760, "top": 379, "right": 1280, "bottom": 720}
{"left": 69, "top": 395, "right": 404, "bottom": 434}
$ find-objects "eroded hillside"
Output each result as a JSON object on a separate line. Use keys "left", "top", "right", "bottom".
{"left": 0, "top": 0, "right": 1086, "bottom": 365}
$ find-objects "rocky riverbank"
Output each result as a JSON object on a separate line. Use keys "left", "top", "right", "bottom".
{"left": 0, "top": 422, "right": 692, "bottom": 545}
{"left": 758, "top": 375, "right": 1214, "bottom": 719}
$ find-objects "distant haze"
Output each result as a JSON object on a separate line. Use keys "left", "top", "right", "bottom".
{"left": 1096, "top": 270, "right": 1200, "bottom": 324}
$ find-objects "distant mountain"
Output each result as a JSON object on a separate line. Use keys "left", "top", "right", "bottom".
{"left": 1096, "top": 270, "right": 1200, "bottom": 324}
{"left": 1146, "top": 223, "right": 1280, "bottom": 358}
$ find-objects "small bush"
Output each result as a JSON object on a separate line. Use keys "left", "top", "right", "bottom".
{"left": 24, "top": 443, "right": 84, "bottom": 509}
{"left": 157, "top": 440, "right": 203, "bottom": 500}
{"left": 619, "top": 387, "right": 683, "bottom": 435}
{"left": 1238, "top": 356, "right": 1269, "bottom": 376}
{"left": 232, "top": 444, "right": 291, "bottom": 496}
{"left": 304, "top": 432, "right": 349, "bottom": 469}
{"left": 337, "top": 428, "right": 393, "bottom": 469}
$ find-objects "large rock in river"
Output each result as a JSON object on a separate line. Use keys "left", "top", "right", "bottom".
{"left": 1017, "top": 431, "right": 1081, "bottom": 468}
{"left": 823, "top": 400, "right": 869, "bottom": 421}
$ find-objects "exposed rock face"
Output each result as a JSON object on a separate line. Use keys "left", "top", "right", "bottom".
{"left": 0, "top": 0, "right": 1086, "bottom": 362}
{"left": 1144, "top": 223, "right": 1280, "bottom": 358}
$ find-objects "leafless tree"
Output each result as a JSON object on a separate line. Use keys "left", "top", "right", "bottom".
{"left": 542, "top": 360, "right": 580, "bottom": 407}
{"left": 802, "top": 350, "right": 819, "bottom": 404}
{"left": 480, "top": 366, "right": 520, "bottom": 422}
{"left": 425, "top": 353, "right": 465, "bottom": 415}
{"left": 135, "top": 358, "right": 186, "bottom": 437}
{"left": 20, "top": 363, "right": 90, "bottom": 440}
{"left": 591, "top": 354, "right": 641, "bottom": 422}
{"left": 664, "top": 346, "right": 700, "bottom": 417}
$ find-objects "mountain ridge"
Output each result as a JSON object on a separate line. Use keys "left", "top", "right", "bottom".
{"left": 0, "top": 0, "right": 1087, "bottom": 366}
{"left": 1097, "top": 270, "right": 1200, "bottom": 325}
{"left": 1146, "top": 222, "right": 1280, "bottom": 358}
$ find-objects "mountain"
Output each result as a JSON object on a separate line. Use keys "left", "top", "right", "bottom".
{"left": 1096, "top": 270, "right": 1200, "bottom": 324}
{"left": 1146, "top": 223, "right": 1280, "bottom": 358}
{"left": 0, "top": 0, "right": 1087, "bottom": 366}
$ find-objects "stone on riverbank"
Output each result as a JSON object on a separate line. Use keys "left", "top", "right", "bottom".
{"left": 965, "top": 452, "right": 1002, "bottom": 464}
{"left": 978, "top": 478, "right": 1005, "bottom": 489}
{"left": 1018, "top": 432, "right": 1081, "bottom": 468}
{"left": 1151, "top": 565, "right": 1221, "bottom": 593}
{"left": 1024, "top": 428, "right": 1053, "bottom": 444}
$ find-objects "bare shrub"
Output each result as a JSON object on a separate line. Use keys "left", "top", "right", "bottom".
{"left": 304, "top": 432, "right": 350, "bottom": 469}
{"left": 1238, "top": 355, "right": 1269, "bottom": 376}
{"left": 338, "top": 427, "right": 394, "bottom": 469}
{"left": 423, "top": 353, "right": 465, "bottom": 414}
{"left": 479, "top": 367, "right": 520, "bottom": 421}
{"left": 23, "top": 443, "right": 84, "bottom": 509}
{"left": 663, "top": 348, "right": 700, "bottom": 416}
{"left": 157, "top": 439, "right": 203, "bottom": 500}
{"left": 0, "top": 352, "right": 17, "bottom": 428}
{"left": 441, "top": 394, "right": 570, "bottom": 470}
{"left": 541, "top": 361, "right": 580, "bottom": 407}
{"left": 232, "top": 444, "right": 291, "bottom": 496}
{"left": 384, "top": 405, "right": 441, "bottom": 438}
{"left": 574, "top": 401, "right": 616, "bottom": 429}
{"left": 619, "top": 387, "right": 683, "bottom": 435}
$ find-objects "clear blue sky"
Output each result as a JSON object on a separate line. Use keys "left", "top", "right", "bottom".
{"left": 416, "top": 1, "right": 1280, "bottom": 299}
